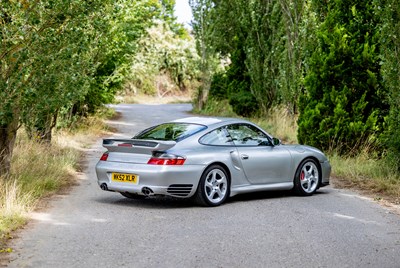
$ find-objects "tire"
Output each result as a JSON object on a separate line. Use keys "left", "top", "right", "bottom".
{"left": 120, "top": 192, "right": 147, "bottom": 199}
{"left": 293, "top": 158, "right": 320, "bottom": 196}
{"left": 195, "top": 165, "right": 230, "bottom": 207}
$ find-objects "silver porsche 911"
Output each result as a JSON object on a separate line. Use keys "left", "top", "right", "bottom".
{"left": 95, "top": 117, "right": 331, "bottom": 206}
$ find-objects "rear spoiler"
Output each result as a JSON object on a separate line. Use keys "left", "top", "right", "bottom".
{"left": 102, "top": 139, "right": 176, "bottom": 154}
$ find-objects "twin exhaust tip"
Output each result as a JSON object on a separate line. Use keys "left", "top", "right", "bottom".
{"left": 100, "top": 183, "right": 154, "bottom": 197}
{"left": 141, "top": 187, "right": 154, "bottom": 196}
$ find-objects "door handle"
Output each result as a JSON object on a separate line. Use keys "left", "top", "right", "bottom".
{"left": 241, "top": 154, "right": 249, "bottom": 160}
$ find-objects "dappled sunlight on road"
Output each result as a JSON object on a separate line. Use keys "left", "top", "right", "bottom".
{"left": 30, "top": 212, "right": 72, "bottom": 226}
{"left": 103, "top": 120, "right": 137, "bottom": 127}
{"left": 331, "top": 212, "right": 382, "bottom": 225}
{"left": 30, "top": 212, "right": 110, "bottom": 226}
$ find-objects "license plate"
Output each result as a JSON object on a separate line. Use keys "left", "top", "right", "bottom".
{"left": 111, "top": 173, "right": 138, "bottom": 184}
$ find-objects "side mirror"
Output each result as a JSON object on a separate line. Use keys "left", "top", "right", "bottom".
{"left": 272, "top": 137, "right": 281, "bottom": 146}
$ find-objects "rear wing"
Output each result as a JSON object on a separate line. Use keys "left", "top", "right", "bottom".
{"left": 102, "top": 139, "right": 176, "bottom": 154}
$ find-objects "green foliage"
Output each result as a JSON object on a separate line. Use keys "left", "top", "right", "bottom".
{"left": 189, "top": 0, "right": 219, "bottom": 109}
{"left": 209, "top": 72, "right": 228, "bottom": 100}
{"left": 127, "top": 22, "right": 199, "bottom": 96}
{"left": 208, "top": 41, "right": 257, "bottom": 117}
{"left": 84, "top": 0, "right": 161, "bottom": 113}
{"left": 243, "top": 0, "right": 283, "bottom": 112}
{"left": 379, "top": 0, "right": 400, "bottom": 169}
{"left": 298, "top": 0, "right": 387, "bottom": 154}
{"left": 193, "top": 0, "right": 308, "bottom": 115}
{"left": 229, "top": 91, "right": 258, "bottom": 117}
{"left": 278, "top": 0, "right": 310, "bottom": 114}
{"left": 0, "top": 0, "right": 176, "bottom": 176}
{"left": 196, "top": 98, "right": 237, "bottom": 117}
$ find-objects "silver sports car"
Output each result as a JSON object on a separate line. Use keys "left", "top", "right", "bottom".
{"left": 96, "top": 117, "right": 331, "bottom": 206}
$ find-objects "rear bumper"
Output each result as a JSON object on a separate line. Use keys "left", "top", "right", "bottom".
{"left": 95, "top": 161, "right": 205, "bottom": 198}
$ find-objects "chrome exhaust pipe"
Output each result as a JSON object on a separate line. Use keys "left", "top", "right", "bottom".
{"left": 141, "top": 187, "right": 154, "bottom": 196}
{"left": 100, "top": 183, "right": 108, "bottom": 191}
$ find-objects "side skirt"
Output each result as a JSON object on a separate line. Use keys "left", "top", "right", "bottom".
{"left": 230, "top": 182, "right": 294, "bottom": 197}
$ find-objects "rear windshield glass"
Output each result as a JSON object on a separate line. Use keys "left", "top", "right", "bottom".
{"left": 133, "top": 123, "right": 207, "bottom": 142}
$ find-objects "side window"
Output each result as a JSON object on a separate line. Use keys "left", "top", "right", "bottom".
{"left": 200, "top": 127, "right": 233, "bottom": 146}
{"left": 226, "top": 124, "right": 272, "bottom": 146}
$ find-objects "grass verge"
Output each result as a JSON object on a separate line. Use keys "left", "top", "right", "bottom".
{"left": 0, "top": 108, "right": 114, "bottom": 253}
{"left": 197, "top": 98, "right": 400, "bottom": 206}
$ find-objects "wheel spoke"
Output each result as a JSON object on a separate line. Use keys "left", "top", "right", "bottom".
{"left": 205, "top": 180, "right": 213, "bottom": 188}
{"left": 212, "top": 170, "right": 218, "bottom": 182}
{"left": 208, "top": 189, "right": 216, "bottom": 199}
{"left": 215, "top": 188, "right": 223, "bottom": 198}
{"left": 216, "top": 177, "right": 225, "bottom": 186}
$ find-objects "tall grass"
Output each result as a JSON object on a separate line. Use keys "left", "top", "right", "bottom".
{"left": 0, "top": 110, "right": 113, "bottom": 250}
{"left": 330, "top": 153, "right": 400, "bottom": 202}
{"left": 253, "top": 107, "right": 298, "bottom": 144}
{"left": 0, "top": 179, "right": 35, "bottom": 234}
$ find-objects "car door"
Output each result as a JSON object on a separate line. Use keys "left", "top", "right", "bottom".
{"left": 226, "top": 124, "right": 292, "bottom": 184}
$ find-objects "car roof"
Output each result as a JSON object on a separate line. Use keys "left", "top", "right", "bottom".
{"left": 172, "top": 116, "right": 248, "bottom": 127}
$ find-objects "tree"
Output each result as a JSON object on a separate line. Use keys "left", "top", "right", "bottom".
{"left": 297, "top": 0, "right": 387, "bottom": 154}
{"left": 0, "top": 0, "right": 162, "bottom": 177}
{"left": 379, "top": 0, "right": 400, "bottom": 168}
{"left": 189, "top": 0, "right": 215, "bottom": 109}
{"left": 243, "top": 0, "right": 283, "bottom": 113}
{"left": 1, "top": 0, "right": 107, "bottom": 175}
{"left": 81, "top": 0, "right": 161, "bottom": 114}
{"left": 278, "top": 0, "right": 309, "bottom": 114}
{"left": 127, "top": 22, "right": 199, "bottom": 96}
{"left": 192, "top": 0, "right": 308, "bottom": 115}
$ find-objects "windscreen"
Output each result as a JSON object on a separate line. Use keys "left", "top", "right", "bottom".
{"left": 134, "top": 123, "right": 207, "bottom": 142}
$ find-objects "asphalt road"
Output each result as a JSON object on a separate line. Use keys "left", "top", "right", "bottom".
{"left": 8, "top": 104, "right": 400, "bottom": 268}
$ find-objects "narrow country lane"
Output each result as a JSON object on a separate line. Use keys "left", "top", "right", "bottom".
{"left": 7, "top": 104, "right": 400, "bottom": 268}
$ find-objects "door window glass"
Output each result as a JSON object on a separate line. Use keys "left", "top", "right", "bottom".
{"left": 226, "top": 124, "right": 272, "bottom": 146}
{"left": 199, "top": 127, "right": 233, "bottom": 146}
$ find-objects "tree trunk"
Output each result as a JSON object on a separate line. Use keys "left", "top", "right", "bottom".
{"left": 26, "top": 110, "right": 58, "bottom": 144}
{"left": 0, "top": 117, "right": 19, "bottom": 177}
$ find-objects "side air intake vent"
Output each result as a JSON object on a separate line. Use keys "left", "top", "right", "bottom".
{"left": 167, "top": 184, "right": 193, "bottom": 197}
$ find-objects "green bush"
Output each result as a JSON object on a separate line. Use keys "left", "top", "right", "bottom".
{"left": 209, "top": 72, "right": 228, "bottom": 100}
{"left": 298, "top": 0, "right": 387, "bottom": 154}
{"left": 229, "top": 89, "right": 258, "bottom": 117}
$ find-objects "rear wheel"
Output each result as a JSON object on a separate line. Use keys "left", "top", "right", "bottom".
{"left": 195, "top": 165, "right": 230, "bottom": 207}
{"left": 120, "top": 192, "right": 146, "bottom": 199}
{"left": 294, "top": 159, "right": 320, "bottom": 196}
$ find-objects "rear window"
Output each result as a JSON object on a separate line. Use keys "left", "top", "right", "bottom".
{"left": 133, "top": 123, "right": 207, "bottom": 142}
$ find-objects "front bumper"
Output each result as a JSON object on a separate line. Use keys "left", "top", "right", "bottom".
{"left": 95, "top": 161, "right": 205, "bottom": 198}
{"left": 320, "top": 160, "right": 331, "bottom": 187}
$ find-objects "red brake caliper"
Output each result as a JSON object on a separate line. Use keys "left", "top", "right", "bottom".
{"left": 300, "top": 171, "right": 305, "bottom": 181}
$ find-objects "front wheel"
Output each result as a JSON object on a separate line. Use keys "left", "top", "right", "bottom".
{"left": 294, "top": 159, "right": 320, "bottom": 196}
{"left": 195, "top": 165, "right": 230, "bottom": 207}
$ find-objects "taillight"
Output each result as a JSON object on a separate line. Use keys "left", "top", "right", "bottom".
{"left": 100, "top": 152, "right": 109, "bottom": 161}
{"left": 147, "top": 153, "right": 185, "bottom": 165}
